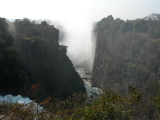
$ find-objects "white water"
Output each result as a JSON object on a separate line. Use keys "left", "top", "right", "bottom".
{"left": 76, "top": 68, "right": 102, "bottom": 97}
{"left": 0, "top": 95, "right": 32, "bottom": 104}
{"left": 0, "top": 94, "right": 43, "bottom": 116}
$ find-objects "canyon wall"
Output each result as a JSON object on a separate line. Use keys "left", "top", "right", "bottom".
{"left": 0, "top": 18, "right": 86, "bottom": 101}
{"left": 92, "top": 14, "right": 160, "bottom": 93}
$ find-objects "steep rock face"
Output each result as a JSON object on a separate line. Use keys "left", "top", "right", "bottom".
{"left": 15, "top": 21, "right": 85, "bottom": 99}
{"left": 92, "top": 15, "right": 160, "bottom": 93}
{"left": 2, "top": 19, "right": 86, "bottom": 100}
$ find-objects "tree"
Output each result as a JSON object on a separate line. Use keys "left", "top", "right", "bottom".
{"left": 0, "top": 17, "right": 30, "bottom": 96}
{"left": 120, "top": 20, "right": 133, "bottom": 33}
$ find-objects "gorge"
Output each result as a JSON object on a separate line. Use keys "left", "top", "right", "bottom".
{"left": 1, "top": 13, "right": 160, "bottom": 101}
{"left": 1, "top": 13, "right": 160, "bottom": 120}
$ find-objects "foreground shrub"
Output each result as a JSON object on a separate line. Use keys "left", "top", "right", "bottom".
{"left": 1, "top": 86, "right": 160, "bottom": 120}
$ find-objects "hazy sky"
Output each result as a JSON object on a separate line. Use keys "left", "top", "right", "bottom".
{"left": 1, "top": 0, "right": 160, "bottom": 66}
{"left": 1, "top": 0, "right": 160, "bottom": 21}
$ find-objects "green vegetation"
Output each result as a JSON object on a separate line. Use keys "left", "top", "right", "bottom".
{"left": 0, "top": 18, "right": 30, "bottom": 96}
{"left": 96, "top": 13, "right": 160, "bottom": 38}
{"left": 150, "top": 38, "right": 160, "bottom": 43}
{"left": 1, "top": 86, "right": 160, "bottom": 120}
{"left": 125, "top": 62, "right": 138, "bottom": 69}
{"left": 125, "top": 62, "right": 148, "bottom": 71}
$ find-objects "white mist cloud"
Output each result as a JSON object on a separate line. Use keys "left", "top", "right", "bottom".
{"left": 58, "top": 19, "right": 94, "bottom": 66}
{"left": 1, "top": 0, "right": 160, "bottom": 69}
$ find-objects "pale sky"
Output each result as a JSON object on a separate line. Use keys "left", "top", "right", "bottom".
{"left": 1, "top": 0, "right": 160, "bottom": 66}
{"left": 1, "top": 0, "right": 160, "bottom": 21}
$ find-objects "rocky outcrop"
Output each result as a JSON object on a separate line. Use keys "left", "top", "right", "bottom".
{"left": 92, "top": 15, "right": 160, "bottom": 93}
{"left": 0, "top": 18, "right": 86, "bottom": 100}
{"left": 16, "top": 20, "right": 86, "bottom": 100}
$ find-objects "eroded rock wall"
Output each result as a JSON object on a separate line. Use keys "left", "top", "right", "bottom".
{"left": 92, "top": 15, "right": 160, "bottom": 93}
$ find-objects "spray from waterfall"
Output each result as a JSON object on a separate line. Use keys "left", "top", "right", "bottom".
{"left": 57, "top": 20, "right": 96, "bottom": 72}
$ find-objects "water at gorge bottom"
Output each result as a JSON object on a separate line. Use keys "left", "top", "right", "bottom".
{"left": 76, "top": 68, "right": 102, "bottom": 98}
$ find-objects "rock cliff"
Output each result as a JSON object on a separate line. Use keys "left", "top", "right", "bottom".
{"left": 0, "top": 18, "right": 86, "bottom": 100}
{"left": 92, "top": 14, "right": 160, "bottom": 93}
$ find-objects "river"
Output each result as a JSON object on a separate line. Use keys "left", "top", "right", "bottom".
{"left": 76, "top": 68, "right": 102, "bottom": 98}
